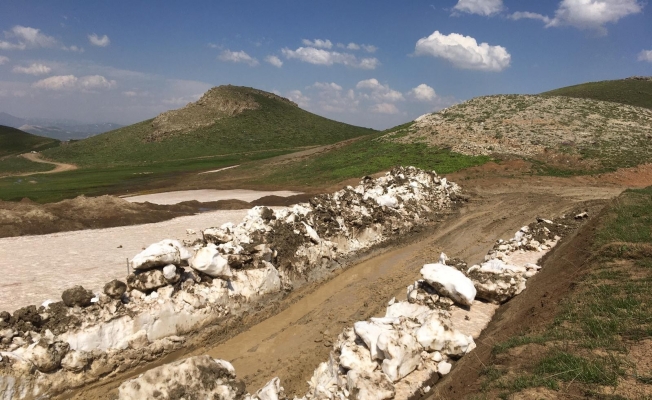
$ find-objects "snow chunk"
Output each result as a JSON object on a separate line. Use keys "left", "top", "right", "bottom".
{"left": 420, "top": 263, "right": 476, "bottom": 306}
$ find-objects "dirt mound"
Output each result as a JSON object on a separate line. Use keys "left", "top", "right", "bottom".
{"left": 148, "top": 85, "right": 298, "bottom": 142}
{"left": 0, "top": 194, "right": 323, "bottom": 238}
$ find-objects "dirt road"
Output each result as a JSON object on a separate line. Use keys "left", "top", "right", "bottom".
{"left": 19, "top": 152, "right": 78, "bottom": 175}
{"left": 62, "top": 175, "right": 625, "bottom": 399}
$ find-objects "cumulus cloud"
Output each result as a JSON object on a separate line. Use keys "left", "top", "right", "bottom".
{"left": 218, "top": 49, "right": 259, "bottom": 66}
{"left": 337, "top": 42, "right": 378, "bottom": 53}
{"left": 88, "top": 33, "right": 110, "bottom": 47}
{"left": 32, "top": 74, "right": 116, "bottom": 91}
{"left": 302, "top": 39, "right": 333, "bottom": 49}
{"left": 453, "top": 0, "right": 505, "bottom": 16}
{"left": 286, "top": 89, "right": 310, "bottom": 108}
{"left": 639, "top": 50, "right": 652, "bottom": 63}
{"left": 12, "top": 63, "right": 51, "bottom": 75}
{"left": 370, "top": 103, "right": 400, "bottom": 114}
{"left": 415, "top": 31, "right": 511, "bottom": 72}
{"left": 0, "top": 26, "right": 58, "bottom": 50}
{"left": 312, "top": 82, "right": 343, "bottom": 91}
{"left": 408, "top": 84, "right": 438, "bottom": 102}
{"left": 512, "top": 0, "right": 643, "bottom": 34}
{"left": 509, "top": 11, "right": 552, "bottom": 23}
{"left": 0, "top": 55, "right": 8, "bottom": 65}
{"left": 356, "top": 78, "right": 404, "bottom": 102}
{"left": 265, "top": 55, "right": 283, "bottom": 68}
{"left": 282, "top": 46, "right": 379, "bottom": 69}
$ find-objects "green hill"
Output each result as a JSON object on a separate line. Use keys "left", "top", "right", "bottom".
{"left": 542, "top": 77, "right": 652, "bottom": 110}
{"left": 0, "top": 125, "right": 59, "bottom": 157}
{"left": 44, "top": 85, "right": 376, "bottom": 167}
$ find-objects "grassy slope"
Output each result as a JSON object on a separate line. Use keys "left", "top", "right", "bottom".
{"left": 235, "top": 124, "right": 491, "bottom": 187}
{"left": 0, "top": 156, "right": 55, "bottom": 175}
{"left": 0, "top": 88, "right": 378, "bottom": 202}
{"left": 480, "top": 186, "right": 652, "bottom": 397}
{"left": 542, "top": 78, "right": 652, "bottom": 110}
{"left": 0, "top": 125, "right": 59, "bottom": 157}
{"left": 43, "top": 91, "right": 376, "bottom": 167}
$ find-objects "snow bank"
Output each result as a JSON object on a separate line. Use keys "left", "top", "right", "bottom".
{"left": 0, "top": 167, "right": 462, "bottom": 399}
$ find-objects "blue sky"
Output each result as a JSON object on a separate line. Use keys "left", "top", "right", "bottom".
{"left": 0, "top": 0, "right": 650, "bottom": 129}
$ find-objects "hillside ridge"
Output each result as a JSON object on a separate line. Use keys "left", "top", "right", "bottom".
{"left": 383, "top": 94, "right": 652, "bottom": 172}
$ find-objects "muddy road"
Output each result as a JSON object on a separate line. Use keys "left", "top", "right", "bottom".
{"left": 63, "top": 176, "right": 624, "bottom": 399}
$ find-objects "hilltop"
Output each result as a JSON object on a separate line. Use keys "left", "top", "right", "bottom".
{"left": 0, "top": 125, "right": 59, "bottom": 157}
{"left": 43, "top": 85, "right": 375, "bottom": 167}
{"left": 382, "top": 94, "right": 652, "bottom": 173}
{"left": 542, "top": 76, "right": 652, "bottom": 110}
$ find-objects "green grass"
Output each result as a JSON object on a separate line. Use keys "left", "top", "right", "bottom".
{"left": 0, "top": 155, "right": 55, "bottom": 175}
{"left": 542, "top": 78, "right": 652, "bottom": 110}
{"left": 0, "top": 125, "right": 60, "bottom": 157}
{"left": 0, "top": 149, "right": 291, "bottom": 203}
{"left": 481, "top": 185, "right": 652, "bottom": 396}
{"left": 43, "top": 87, "right": 376, "bottom": 167}
{"left": 255, "top": 133, "right": 491, "bottom": 186}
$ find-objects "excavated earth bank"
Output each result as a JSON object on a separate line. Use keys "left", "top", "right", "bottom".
{"left": 52, "top": 173, "right": 622, "bottom": 400}
{"left": 0, "top": 167, "right": 466, "bottom": 399}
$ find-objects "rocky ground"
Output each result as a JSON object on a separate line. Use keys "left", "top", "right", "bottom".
{"left": 384, "top": 95, "right": 652, "bottom": 170}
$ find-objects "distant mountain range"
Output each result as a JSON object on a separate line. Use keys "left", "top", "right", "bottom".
{"left": 0, "top": 112, "right": 123, "bottom": 141}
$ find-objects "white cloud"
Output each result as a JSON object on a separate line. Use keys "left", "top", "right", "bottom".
{"left": 509, "top": 11, "right": 552, "bottom": 23}
{"left": 370, "top": 103, "right": 399, "bottom": 114}
{"left": 453, "top": 0, "right": 505, "bottom": 16}
{"left": 123, "top": 91, "right": 138, "bottom": 97}
{"left": 12, "top": 63, "right": 51, "bottom": 75}
{"left": 282, "top": 46, "right": 379, "bottom": 69}
{"left": 301, "top": 39, "right": 333, "bottom": 49}
{"left": 408, "top": 84, "right": 438, "bottom": 102}
{"left": 286, "top": 90, "right": 310, "bottom": 108}
{"left": 512, "top": 0, "right": 643, "bottom": 34}
{"left": 88, "top": 33, "right": 110, "bottom": 47}
{"left": 78, "top": 75, "right": 116, "bottom": 90}
{"left": 0, "top": 56, "right": 8, "bottom": 65}
{"left": 639, "top": 50, "right": 652, "bottom": 63}
{"left": 218, "top": 49, "right": 259, "bottom": 66}
{"left": 356, "top": 78, "right": 404, "bottom": 102}
{"left": 549, "top": 0, "right": 643, "bottom": 33}
{"left": 337, "top": 42, "right": 378, "bottom": 53}
{"left": 4, "top": 26, "right": 58, "bottom": 49}
{"left": 265, "top": 55, "right": 283, "bottom": 68}
{"left": 32, "top": 74, "right": 116, "bottom": 91}
{"left": 312, "top": 82, "right": 343, "bottom": 91}
{"left": 415, "top": 31, "right": 511, "bottom": 72}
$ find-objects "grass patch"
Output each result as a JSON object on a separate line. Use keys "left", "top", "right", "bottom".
{"left": 480, "top": 185, "right": 652, "bottom": 397}
{"left": 0, "top": 155, "right": 55, "bottom": 175}
{"left": 542, "top": 78, "right": 652, "bottom": 110}
{"left": 0, "top": 125, "right": 59, "bottom": 157}
{"left": 0, "top": 149, "right": 291, "bottom": 203}
{"left": 257, "top": 135, "right": 490, "bottom": 186}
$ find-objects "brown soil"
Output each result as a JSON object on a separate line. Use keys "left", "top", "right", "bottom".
{"left": 59, "top": 173, "right": 623, "bottom": 400}
{"left": 18, "top": 152, "right": 78, "bottom": 175}
{"left": 425, "top": 198, "right": 607, "bottom": 399}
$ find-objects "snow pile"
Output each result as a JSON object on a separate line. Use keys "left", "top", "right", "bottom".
{"left": 0, "top": 167, "right": 462, "bottom": 399}
{"left": 459, "top": 216, "right": 574, "bottom": 303}
{"left": 295, "top": 258, "right": 475, "bottom": 400}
